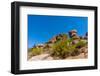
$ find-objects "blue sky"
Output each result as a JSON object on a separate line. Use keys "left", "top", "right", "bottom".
{"left": 28, "top": 15, "right": 88, "bottom": 48}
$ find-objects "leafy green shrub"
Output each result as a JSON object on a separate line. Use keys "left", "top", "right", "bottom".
{"left": 51, "top": 39, "right": 87, "bottom": 59}
{"left": 51, "top": 40, "right": 74, "bottom": 59}
{"left": 32, "top": 48, "right": 43, "bottom": 56}
{"left": 75, "top": 40, "right": 87, "bottom": 48}
{"left": 29, "top": 47, "right": 43, "bottom": 57}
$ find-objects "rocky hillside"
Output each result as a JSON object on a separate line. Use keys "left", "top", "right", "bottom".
{"left": 28, "top": 30, "right": 88, "bottom": 60}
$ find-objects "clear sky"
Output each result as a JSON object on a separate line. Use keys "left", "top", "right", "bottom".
{"left": 28, "top": 15, "right": 88, "bottom": 48}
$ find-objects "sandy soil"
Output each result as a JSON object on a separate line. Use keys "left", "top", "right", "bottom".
{"left": 29, "top": 54, "right": 53, "bottom": 61}
{"left": 29, "top": 52, "right": 87, "bottom": 61}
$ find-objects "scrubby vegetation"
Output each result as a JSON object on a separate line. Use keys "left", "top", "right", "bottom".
{"left": 51, "top": 39, "right": 87, "bottom": 59}
{"left": 51, "top": 40, "right": 73, "bottom": 59}
{"left": 28, "top": 30, "right": 88, "bottom": 60}
{"left": 28, "top": 48, "right": 43, "bottom": 59}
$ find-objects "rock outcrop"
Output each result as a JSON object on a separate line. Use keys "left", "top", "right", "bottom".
{"left": 48, "top": 33, "right": 68, "bottom": 44}
{"left": 69, "top": 30, "right": 80, "bottom": 44}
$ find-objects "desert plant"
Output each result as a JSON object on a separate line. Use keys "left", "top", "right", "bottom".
{"left": 51, "top": 38, "right": 87, "bottom": 59}
{"left": 51, "top": 39, "right": 74, "bottom": 59}
{"left": 33, "top": 48, "right": 43, "bottom": 55}
{"left": 29, "top": 47, "right": 43, "bottom": 57}
{"left": 75, "top": 40, "right": 87, "bottom": 48}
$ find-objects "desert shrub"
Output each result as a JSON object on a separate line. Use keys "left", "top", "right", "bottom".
{"left": 75, "top": 40, "right": 87, "bottom": 48}
{"left": 51, "top": 39, "right": 87, "bottom": 58}
{"left": 51, "top": 40, "right": 74, "bottom": 59}
{"left": 30, "top": 47, "right": 43, "bottom": 56}
{"left": 33, "top": 48, "right": 43, "bottom": 55}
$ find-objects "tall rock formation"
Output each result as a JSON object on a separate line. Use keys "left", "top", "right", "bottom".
{"left": 69, "top": 29, "right": 80, "bottom": 44}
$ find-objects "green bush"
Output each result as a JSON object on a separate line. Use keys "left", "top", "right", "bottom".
{"left": 28, "top": 48, "right": 43, "bottom": 58}
{"left": 51, "top": 39, "right": 87, "bottom": 59}
{"left": 51, "top": 40, "right": 74, "bottom": 59}
{"left": 33, "top": 48, "right": 43, "bottom": 55}
{"left": 75, "top": 40, "right": 87, "bottom": 48}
